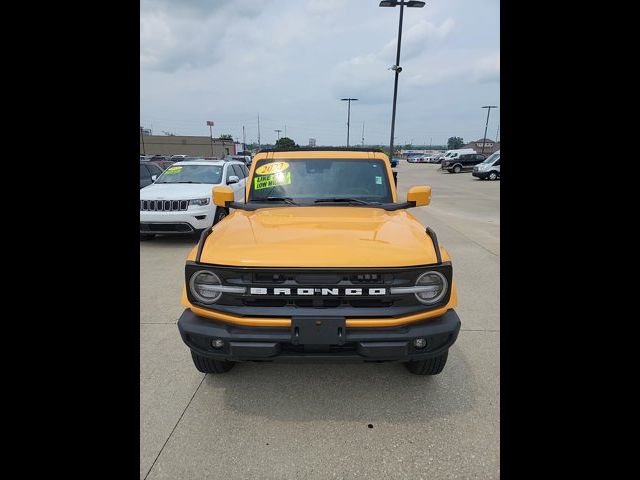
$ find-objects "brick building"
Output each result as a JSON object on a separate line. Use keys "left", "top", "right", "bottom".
{"left": 140, "top": 135, "right": 236, "bottom": 157}
{"left": 462, "top": 138, "right": 500, "bottom": 155}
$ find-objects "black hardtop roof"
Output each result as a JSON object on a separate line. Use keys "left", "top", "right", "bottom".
{"left": 257, "top": 147, "right": 385, "bottom": 154}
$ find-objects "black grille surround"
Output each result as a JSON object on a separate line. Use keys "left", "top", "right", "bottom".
{"left": 185, "top": 261, "right": 453, "bottom": 318}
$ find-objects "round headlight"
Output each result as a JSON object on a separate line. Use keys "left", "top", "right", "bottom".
{"left": 189, "top": 270, "right": 222, "bottom": 304}
{"left": 414, "top": 271, "right": 448, "bottom": 305}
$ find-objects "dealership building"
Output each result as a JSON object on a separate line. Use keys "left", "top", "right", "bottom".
{"left": 463, "top": 138, "right": 500, "bottom": 155}
{"left": 140, "top": 134, "right": 237, "bottom": 157}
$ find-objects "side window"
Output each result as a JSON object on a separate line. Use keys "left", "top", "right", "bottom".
{"left": 232, "top": 164, "right": 245, "bottom": 179}
{"left": 150, "top": 164, "right": 162, "bottom": 176}
{"left": 140, "top": 164, "right": 150, "bottom": 179}
{"left": 494, "top": 158, "right": 500, "bottom": 166}
{"left": 241, "top": 164, "right": 249, "bottom": 176}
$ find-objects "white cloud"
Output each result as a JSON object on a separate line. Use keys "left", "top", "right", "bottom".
{"left": 141, "top": 0, "right": 500, "bottom": 146}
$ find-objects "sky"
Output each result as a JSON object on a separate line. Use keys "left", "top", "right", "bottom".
{"left": 140, "top": 0, "right": 499, "bottom": 147}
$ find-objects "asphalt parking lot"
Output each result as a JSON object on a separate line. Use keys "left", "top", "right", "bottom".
{"left": 140, "top": 161, "right": 500, "bottom": 479}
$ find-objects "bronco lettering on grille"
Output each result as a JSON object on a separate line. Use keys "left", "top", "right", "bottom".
{"left": 249, "top": 287, "right": 386, "bottom": 296}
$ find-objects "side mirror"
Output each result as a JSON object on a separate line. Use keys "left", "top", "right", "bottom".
{"left": 227, "top": 175, "right": 239, "bottom": 185}
{"left": 151, "top": 175, "right": 157, "bottom": 182}
{"left": 407, "top": 185, "right": 431, "bottom": 207}
{"left": 213, "top": 186, "right": 234, "bottom": 207}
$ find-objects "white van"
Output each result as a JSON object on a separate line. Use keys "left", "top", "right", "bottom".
{"left": 472, "top": 150, "right": 500, "bottom": 180}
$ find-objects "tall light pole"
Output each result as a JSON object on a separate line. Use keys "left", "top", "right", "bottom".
{"left": 140, "top": 126, "right": 146, "bottom": 155}
{"left": 206, "top": 120, "right": 214, "bottom": 156}
{"left": 481, "top": 105, "right": 497, "bottom": 154}
{"left": 379, "top": 0, "right": 425, "bottom": 160}
{"left": 274, "top": 129, "right": 282, "bottom": 140}
{"left": 257, "top": 113, "right": 261, "bottom": 150}
{"left": 341, "top": 98, "right": 358, "bottom": 147}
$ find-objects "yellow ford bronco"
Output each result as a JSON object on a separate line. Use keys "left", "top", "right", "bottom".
{"left": 177, "top": 148, "right": 461, "bottom": 375}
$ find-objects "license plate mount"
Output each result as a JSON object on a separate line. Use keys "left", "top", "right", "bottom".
{"left": 291, "top": 317, "right": 346, "bottom": 345}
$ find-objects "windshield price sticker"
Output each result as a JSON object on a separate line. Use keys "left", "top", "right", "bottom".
{"left": 375, "top": 176, "right": 382, "bottom": 184}
{"left": 255, "top": 162, "right": 289, "bottom": 175}
{"left": 254, "top": 171, "right": 292, "bottom": 190}
{"left": 165, "top": 166, "right": 182, "bottom": 174}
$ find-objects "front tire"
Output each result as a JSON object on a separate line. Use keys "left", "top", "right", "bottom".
{"left": 452, "top": 165, "right": 462, "bottom": 174}
{"left": 488, "top": 171, "right": 498, "bottom": 180}
{"left": 213, "top": 207, "right": 229, "bottom": 225}
{"left": 404, "top": 351, "right": 449, "bottom": 375}
{"left": 190, "top": 351, "right": 235, "bottom": 374}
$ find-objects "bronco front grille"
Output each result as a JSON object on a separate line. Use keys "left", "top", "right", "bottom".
{"left": 140, "top": 200, "right": 189, "bottom": 211}
{"left": 185, "top": 262, "right": 454, "bottom": 314}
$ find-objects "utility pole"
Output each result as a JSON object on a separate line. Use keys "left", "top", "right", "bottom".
{"left": 242, "top": 125, "right": 246, "bottom": 151}
{"left": 206, "top": 120, "right": 214, "bottom": 156}
{"left": 257, "top": 113, "right": 261, "bottom": 150}
{"left": 140, "top": 127, "right": 146, "bottom": 155}
{"left": 362, "top": 122, "right": 365, "bottom": 147}
{"left": 274, "top": 129, "right": 282, "bottom": 140}
{"left": 481, "top": 105, "right": 498, "bottom": 154}
{"left": 340, "top": 98, "right": 359, "bottom": 147}
{"left": 496, "top": 124, "right": 500, "bottom": 143}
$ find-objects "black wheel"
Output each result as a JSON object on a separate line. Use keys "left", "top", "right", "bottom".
{"left": 190, "top": 351, "right": 235, "bottom": 374}
{"left": 488, "top": 171, "right": 498, "bottom": 181}
{"left": 140, "top": 233, "right": 155, "bottom": 241}
{"left": 213, "top": 207, "right": 229, "bottom": 225}
{"left": 452, "top": 165, "right": 462, "bottom": 174}
{"left": 404, "top": 351, "right": 449, "bottom": 375}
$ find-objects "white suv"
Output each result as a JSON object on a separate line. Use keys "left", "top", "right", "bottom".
{"left": 140, "top": 159, "right": 247, "bottom": 240}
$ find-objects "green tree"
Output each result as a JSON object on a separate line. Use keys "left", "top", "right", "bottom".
{"left": 275, "top": 137, "right": 298, "bottom": 149}
{"left": 219, "top": 134, "right": 233, "bottom": 140}
{"left": 447, "top": 137, "right": 464, "bottom": 149}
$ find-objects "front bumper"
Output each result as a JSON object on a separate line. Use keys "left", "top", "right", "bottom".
{"left": 177, "top": 308, "right": 461, "bottom": 362}
{"left": 139, "top": 205, "right": 216, "bottom": 233}
{"left": 472, "top": 170, "right": 490, "bottom": 178}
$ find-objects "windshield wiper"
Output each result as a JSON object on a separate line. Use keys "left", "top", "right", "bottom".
{"left": 314, "top": 198, "right": 377, "bottom": 206}
{"left": 263, "top": 196, "right": 298, "bottom": 205}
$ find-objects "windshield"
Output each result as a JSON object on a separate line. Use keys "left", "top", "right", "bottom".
{"left": 481, "top": 152, "right": 500, "bottom": 164}
{"left": 155, "top": 164, "right": 223, "bottom": 184}
{"left": 248, "top": 158, "right": 393, "bottom": 203}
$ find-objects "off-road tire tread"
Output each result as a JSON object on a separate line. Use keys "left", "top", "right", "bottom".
{"left": 191, "top": 351, "right": 235, "bottom": 373}
{"left": 404, "top": 351, "right": 448, "bottom": 375}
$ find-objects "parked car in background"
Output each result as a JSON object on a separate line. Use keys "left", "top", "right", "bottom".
{"left": 139, "top": 159, "right": 248, "bottom": 240}
{"left": 229, "top": 155, "right": 252, "bottom": 167}
{"left": 472, "top": 150, "right": 500, "bottom": 180}
{"left": 148, "top": 159, "right": 175, "bottom": 171}
{"left": 407, "top": 155, "right": 428, "bottom": 163}
{"left": 431, "top": 153, "right": 446, "bottom": 164}
{"left": 140, "top": 161, "right": 164, "bottom": 189}
{"left": 390, "top": 157, "right": 400, "bottom": 168}
{"left": 442, "top": 153, "right": 486, "bottom": 173}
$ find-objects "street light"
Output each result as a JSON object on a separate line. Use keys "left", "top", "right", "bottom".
{"left": 481, "top": 105, "right": 498, "bottom": 154}
{"left": 341, "top": 98, "right": 358, "bottom": 147}
{"left": 379, "top": 0, "right": 426, "bottom": 160}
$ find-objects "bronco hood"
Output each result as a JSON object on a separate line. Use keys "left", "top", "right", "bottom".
{"left": 195, "top": 206, "right": 445, "bottom": 268}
